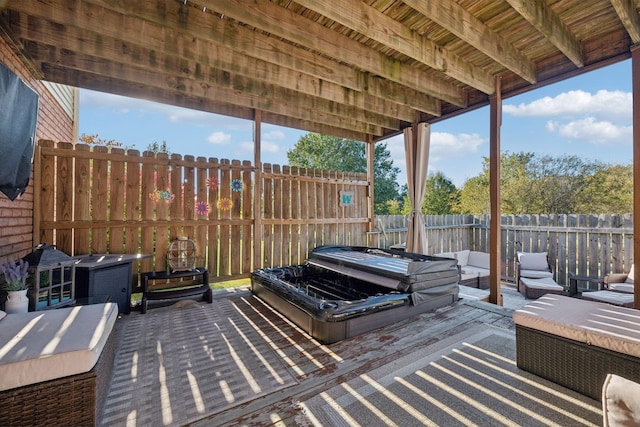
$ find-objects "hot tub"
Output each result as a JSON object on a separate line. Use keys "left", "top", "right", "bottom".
{"left": 251, "top": 245, "right": 459, "bottom": 343}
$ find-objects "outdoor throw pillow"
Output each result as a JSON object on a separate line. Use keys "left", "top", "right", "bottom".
{"left": 602, "top": 373, "right": 640, "bottom": 426}
{"left": 456, "top": 250, "right": 470, "bottom": 267}
{"left": 518, "top": 252, "right": 549, "bottom": 271}
{"left": 625, "top": 264, "right": 635, "bottom": 284}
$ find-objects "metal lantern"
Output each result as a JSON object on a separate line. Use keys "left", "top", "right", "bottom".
{"left": 167, "top": 237, "right": 197, "bottom": 272}
{"left": 21, "top": 243, "right": 76, "bottom": 311}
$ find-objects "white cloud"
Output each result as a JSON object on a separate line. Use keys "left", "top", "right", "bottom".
{"left": 80, "top": 88, "right": 252, "bottom": 128}
{"left": 384, "top": 131, "right": 484, "bottom": 166}
{"left": 429, "top": 132, "right": 485, "bottom": 161}
{"left": 263, "top": 130, "right": 285, "bottom": 140}
{"left": 547, "top": 117, "right": 631, "bottom": 143}
{"left": 503, "top": 89, "right": 631, "bottom": 121}
{"left": 207, "top": 131, "right": 231, "bottom": 145}
{"left": 262, "top": 140, "right": 280, "bottom": 153}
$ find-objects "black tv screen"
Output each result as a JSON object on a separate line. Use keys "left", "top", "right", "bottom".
{"left": 0, "top": 62, "right": 38, "bottom": 201}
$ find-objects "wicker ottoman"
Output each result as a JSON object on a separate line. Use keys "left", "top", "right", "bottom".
{"left": 0, "top": 303, "right": 118, "bottom": 426}
{"left": 581, "top": 290, "right": 633, "bottom": 307}
{"left": 519, "top": 276, "right": 564, "bottom": 299}
{"left": 514, "top": 295, "right": 640, "bottom": 400}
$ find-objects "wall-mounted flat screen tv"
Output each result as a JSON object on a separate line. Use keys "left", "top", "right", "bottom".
{"left": 0, "top": 62, "right": 38, "bottom": 201}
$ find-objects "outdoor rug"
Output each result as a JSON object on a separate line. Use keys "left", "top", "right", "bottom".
{"left": 100, "top": 299, "right": 297, "bottom": 427}
{"left": 300, "top": 326, "right": 603, "bottom": 427}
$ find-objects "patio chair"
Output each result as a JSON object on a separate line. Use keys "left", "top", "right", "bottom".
{"left": 516, "top": 251, "right": 563, "bottom": 299}
{"left": 604, "top": 264, "right": 635, "bottom": 294}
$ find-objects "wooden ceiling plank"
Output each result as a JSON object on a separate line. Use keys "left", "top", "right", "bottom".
{"left": 28, "top": 43, "right": 385, "bottom": 136}
{"left": 609, "top": 0, "right": 640, "bottom": 44}
{"left": 505, "top": 0, "right": 584, "bottom": 67}
{"left": 194, "top": 0, "right": 466, "bottom": 105}
{"left": 7, "top": 0, "right": 442, "bottom": 116}
{"left": 9, "top": 14, "right": 408, "bottom": 127}
{"left": 294, "top": 0, "right": 496, "bottom": 94}
{"left": 403, "top": 0, "right": 538, "bottom": 83}
{"left": 41, "top": 65, "right": 371, "bottom": 141}
{"left": 259, "top": 112, "right": 370, "bottom": 142}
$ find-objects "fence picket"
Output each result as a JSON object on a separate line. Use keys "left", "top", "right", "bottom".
{"left": 34, "top": 140, "right": 635, "bottom": 288}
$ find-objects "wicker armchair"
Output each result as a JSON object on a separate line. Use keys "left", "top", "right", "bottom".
{"left": 516, "top": 252, "right": 558, "bottom": 298}
{"left": 516, "top": 252, "right": 554, "bottom": 281}
{"left": 604, "top": 264, "right": 635, "bottom": 294}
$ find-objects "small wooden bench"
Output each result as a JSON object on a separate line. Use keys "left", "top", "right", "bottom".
{"left": 513, "top": 294, "right": 640, "bottom": 400}
{"left": 141, "top": 268, "right": 212, "bottom": 313}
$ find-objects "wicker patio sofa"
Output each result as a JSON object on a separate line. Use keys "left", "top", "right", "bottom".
{"left": 434, "top": 250, "right": 490, "bottom": 289}
{"left": 513, "top": 294, "right": 640, "bottom": 400}
{"left": 0, "top": 303, "right": 118, "bottom": 426}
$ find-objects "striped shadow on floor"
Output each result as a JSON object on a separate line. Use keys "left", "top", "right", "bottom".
{"left": 301, "top": 326, "right": 602, "bottom": 427}
{"left": 100, "top": 298, "right": 298, "bottom": 427}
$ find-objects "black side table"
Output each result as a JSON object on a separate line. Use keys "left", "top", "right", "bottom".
{"left": 141, "top": 268, "right": 212, "bottom": 313}
{"left": 567, "top": 273, "right": 604, "bottom": 296}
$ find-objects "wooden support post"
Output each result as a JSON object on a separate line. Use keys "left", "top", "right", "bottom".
{"left": 253, "top": 110, "right": 263, "bottom": 271}
{"left": 366, "top": 134, "right": 375, "bottom": 246}
{"left": 489, "top": 77, "right": 503, "bottom": 306}
{"left": 632, "top": 46, "right": 640, "bottom": 309}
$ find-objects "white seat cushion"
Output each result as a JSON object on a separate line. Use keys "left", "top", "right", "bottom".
{"left": 0, "top": 303, "right": 118, "bottom": 391}
{"left": 608, "top": 282, "right": 635, "bottom": 294}
{"left": 520, "top": 276, "right": 562, "bottom": 291}
{"left": 582, "top": 290, "right": 634, "bottom": 307}
{"left": 514, "top": 295, "right": 640, "bottom": 357}
{"left": 519, "top": 269, "right": 554, "bottom": 279}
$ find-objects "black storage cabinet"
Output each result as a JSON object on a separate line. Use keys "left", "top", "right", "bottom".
{"left": 73, "top": 254, "right": 148, "bottom": 314}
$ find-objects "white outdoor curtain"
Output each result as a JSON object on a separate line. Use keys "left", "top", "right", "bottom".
{"left": 403, "top": 123, "right": 430, "bottom": 254}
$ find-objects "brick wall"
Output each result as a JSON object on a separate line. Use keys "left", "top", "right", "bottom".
{"left": 0, "top": 39, "right": 74, "bottom": 263}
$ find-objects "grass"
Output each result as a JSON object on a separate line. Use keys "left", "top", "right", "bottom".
{"left": 210, "top": 277, "right": 251, "bottom": 290}
{"left": 131, "top": 277, "right": 250, "bottom": 303}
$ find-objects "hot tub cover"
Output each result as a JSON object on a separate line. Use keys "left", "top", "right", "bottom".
{"left": 308, "top": 245, "right": 459, "bottom": 292}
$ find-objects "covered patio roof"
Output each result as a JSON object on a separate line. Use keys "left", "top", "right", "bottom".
{"left": 1, "top": 0, "right": 637, "bottom": 142}
{"left": 2, "top": 0, "right": 640, "bottom": 307}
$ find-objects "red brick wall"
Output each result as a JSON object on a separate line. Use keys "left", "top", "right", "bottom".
{"left": 0, "top": 39, "right": 74, "bottom": 263}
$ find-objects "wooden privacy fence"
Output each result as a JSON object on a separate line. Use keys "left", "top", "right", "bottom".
{"left": 33, "top": 141, "right": 370, "bottom": 291}
{"left": 373, "top": 214, "right": 634, "bottom": 286}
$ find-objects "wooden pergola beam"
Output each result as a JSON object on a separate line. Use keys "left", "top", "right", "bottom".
{"left": 404, "top": 0, "right": 537, "bottom": 84}
{"left": 506, "top": 0, "right": 584, "bottom": 68}
{"left": 25, "top": 42, "right": 387, "bottom": 137}
{"left": 295, "top": 0, "right": 496, "bottom": 94}
{"left": 610, "top": 0, "right": 640, "bottom": 44}
{"left": 196, "top": 0, "right": 466, "bottom": 106}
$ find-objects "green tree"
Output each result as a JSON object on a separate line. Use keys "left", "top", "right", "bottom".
{"left": 578, "top": 164, "right": 633, "bottom": 213}
{"left": 456, "top": 152, "right": 613, "bottom": 214}
{"left": 147, "top": 140, "right": 171, "bottom": 156}
{"left": 401, "top": 171, "right": 458, "bottom": 215}
{"left": 287, "top": 133, "right": 401, "bottom": 214}
{"left": 455, "top": 173, "right": 490, "bottom": 214}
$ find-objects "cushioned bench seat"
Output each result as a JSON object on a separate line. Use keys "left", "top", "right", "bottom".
{"left": 514, "top": 295, "right": 640, "bottom": 400}
{"left": 581, "top": 290, "right": 634, "bottom": 307}
{"left": 0, "top": 303, "right": 118, "bottom": 426}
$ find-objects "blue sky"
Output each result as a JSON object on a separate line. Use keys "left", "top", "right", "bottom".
{"left": 79, "top": 60, "right": 632, "bottom": 188}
